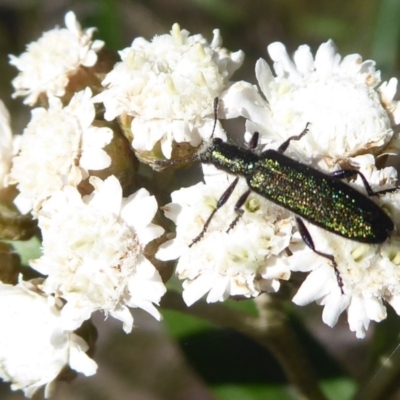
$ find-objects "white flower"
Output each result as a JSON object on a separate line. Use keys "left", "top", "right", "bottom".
{"left": 0, "top": 277, "right": 97, "bottom": 398}
{"left": 9, "top": 88, "right": 112, "bottom": 215}
{"left": 217, "top": 40, "right": 400, "bottom": 338}
{"left": 31, "top": 176, "right": 166, "bottom": 333}
{"left": 227, "top": 40, "right": 399, "bottom": 169}
{"left": 9, "top": 11, "right": 104, "bottom": 106}
{"left": 349, "top": 157, "right": 398, "bottom": 191}
{"left": 0, "top": 99, "right": 13, "bottom": 189}
{"left": 95, "top": 23, "right": 244, "bottom": 158}
{"left": 291, "top": 179, "right": 400, "bottom": 339}
{"left": 157, "top": 164, "right": 293, "bottom": 306}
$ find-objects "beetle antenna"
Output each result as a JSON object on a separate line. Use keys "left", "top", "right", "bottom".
{"left": 211, "top": 97, "right": 219, "bottom": 139}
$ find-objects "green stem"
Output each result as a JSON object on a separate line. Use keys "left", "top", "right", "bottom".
{"left": 161, "top": 291, "right": 327, "bottom": 400}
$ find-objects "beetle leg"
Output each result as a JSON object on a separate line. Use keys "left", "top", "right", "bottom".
{"left": 330, "top": 169, "right": 398, "bottom": 197}
{"left": 296, "top": 217, "right": 344, "bottom": 294}
{"left": 277, "top": 123, "right": 311, "bottom": 153}
{"left": 190, "top": 177, "right": 239, "bottom": 247}
{"left": 227, "top": 189, "right": 252, "bottom": 233}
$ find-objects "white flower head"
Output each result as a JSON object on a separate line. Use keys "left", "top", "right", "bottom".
{"left": 31, "top": 176, "right": 166, "bottom": 333}
{"left": 9, "top": 88, "right": 112, "bottom": 215}
{"left": 95, "top": 23, "right": 244, "bottom": 158}
{"left": 9, "top": 11, "right": 104, "bottom": 106}
{"left": 0, "top": 100, "right": 13, "bottom": 189}
{"left": 291, "top": 176, "right": 400, "bottom": 338}
{"left": 219, "top": 39, "right": 400, "bottom": 337}
{"left": 234, "top": 40, "right": 399, "bottom": 168}
{"left": 0, "top": 277, "right": 97, "bottom": 398}
{"left": 157, "top": 164, "right": 293, "bottom": 306}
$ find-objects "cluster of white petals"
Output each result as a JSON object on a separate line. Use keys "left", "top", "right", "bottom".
{"left": 0, "top": 278, "right": 97, "bottom": 398}
{"left": 222, "top": 40, "right": 400, "bottom": 338}
{"left": 157, "top": 165, "right": 293, "bottom": 306}
{"left": 288, "top": 165, "right": 400, "bottom": 338}
{"left": 10, "top": 11, "right": 104, "bottom": 106}
{"left": 4, "top": 10, "right": 400, "bottom": 388}
{"left": 158, "top": 40, "right": 400, "bottom": 338}
{"left": 31, "top": 176, "right": 166, "bottom": 333}
{"left": 9, "top": 88, "right": 112, "bottom": 215}
{"left": 95, "top": 23, "right": 244, "bottom": 158}
{"left": 224, "top": 40, "right": 400, "bottom": 171}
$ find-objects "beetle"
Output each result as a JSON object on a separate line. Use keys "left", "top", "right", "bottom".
{"left": 158, "top": 98, "right": 396, "bottom": 292}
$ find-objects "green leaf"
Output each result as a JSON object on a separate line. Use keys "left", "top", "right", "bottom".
{"left": 321, "top": 377, "right": 357, "bottom": 400}
{"left": 163, "top": 309, "right": 217, "bottom": 339}
{"left": 225, "top": 297, "right": 259, "bottom": 317}
{"left": 371, "top": 0, "right": 400, "bottom": 75}
{"left": 213, "top": 383, "right": 292, "bottom": 400}
{"left": 88, "top": 0, "right": 122, "bottom": 49}
{"left": 7, "top": 235, "right": 41, "bottom": 266}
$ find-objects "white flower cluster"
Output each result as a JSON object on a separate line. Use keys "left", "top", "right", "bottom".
{"left": 9, "top": 88, "right": 112, "bottom": 215}
{"left": 0, "top": 279, "right": 97, "bottom": 398}
{"left": 157, "top": 40, "right": 400, "bottom": 339}
{"left": 10, "top": 11, "right": 104, "bottom": 106}
{"left": 1, "top": 8, "right": 400, "bottom": 399}
{"left": 157, "top": 165, "right": 293, "bottom": 305}
{"left": 95, "top": 23, "right": 244, "bottom": 158}
{"left": 31, "top": 176, "right": 165, "bottom": 333}
{"left": 248, "top": 41, "right": 400, "bottom": 338}
{"left": 1, "top": 12, "right": 168, "bottom": 398}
